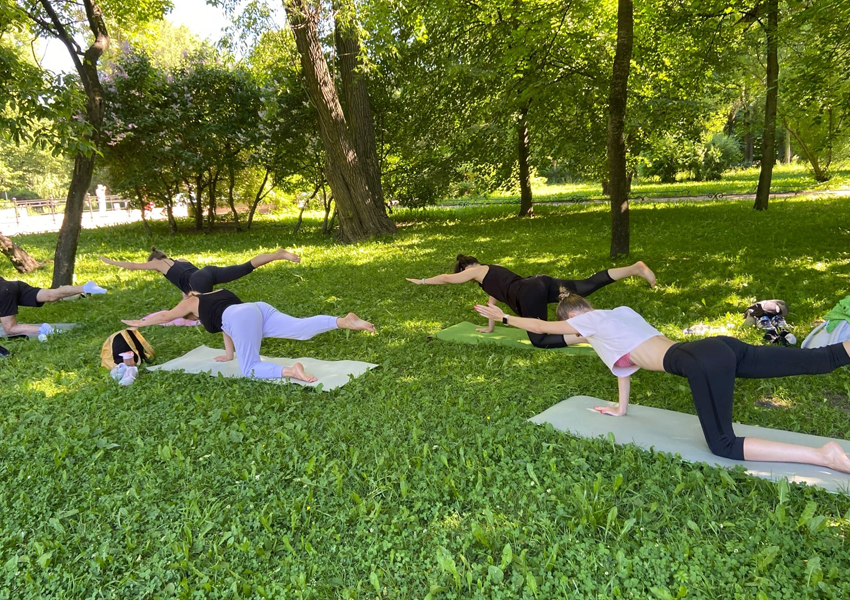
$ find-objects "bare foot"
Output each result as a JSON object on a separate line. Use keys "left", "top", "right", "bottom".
{"left": 337, "top": 312, "right": 376, "bottom": 332}
{"left": 822, "top": 441, "right": 850, "bottom": 473}
{"left": 634, "top": 261, "right": 656, "bottom": 288}
{"left": 282, "top": 362, "right": 317, "bottom": 382}
{"left": 277, "top": 249, "right": 301, "bottom": 263}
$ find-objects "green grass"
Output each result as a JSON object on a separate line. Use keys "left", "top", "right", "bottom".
{"left": 3, "top": 196, "right": 850, "bottom": 598}
{"left": 439, "top": 163, "right": 850, "bottom": 206}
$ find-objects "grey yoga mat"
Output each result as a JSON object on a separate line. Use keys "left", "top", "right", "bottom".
{"left": 147, "top": 345, "right": 378, "bottom": 391}
{"left": 531, "top": 396, "right": 850, "bottom": 493}
{"left": 0, "top": 323, "right": 77, "bottom": 339}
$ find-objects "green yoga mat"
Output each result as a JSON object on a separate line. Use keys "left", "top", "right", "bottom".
{"left": 432, "top": 321, "right": 595, "bottom": 355}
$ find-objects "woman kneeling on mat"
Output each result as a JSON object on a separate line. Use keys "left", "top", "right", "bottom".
{"left": 121, "top": 289, "right": 375, "bottom": 382}
{"left": 475, "top": 292, "right": 850, "bottom": 473}
{"left": 408, "top": 254, "right": 655, "bottom": 348}
{"left": 101, "top": 247, "right": 301, "bottom": 297}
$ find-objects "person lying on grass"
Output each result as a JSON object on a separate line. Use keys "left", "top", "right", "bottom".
{"left": 475, "top": 291, "right": 850, "bottom": 474}
{"left": 121, "top": 288, "right": 375, "bottom": 383}
{"left": 409, "top": 254, "right": 655, "bottom": 348}
{"left": 0, "top": 276, "right": 106, "bottom": 337}
{"left": 100, "top": 246, "right": 301, "bottom": 298}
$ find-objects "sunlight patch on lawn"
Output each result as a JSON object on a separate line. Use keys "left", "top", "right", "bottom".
{"left": 25, "top": 375, "right": 73, "bottom": 398}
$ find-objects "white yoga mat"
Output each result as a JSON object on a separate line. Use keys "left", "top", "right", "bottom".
{"left": 147, "top": 345, "right": 378, "bottom": 391}
{"left": 531, "top": 396, "right": 850, "bottom": 493}
{"left": 0, "top": 323, "right": 77, "bottom": 339}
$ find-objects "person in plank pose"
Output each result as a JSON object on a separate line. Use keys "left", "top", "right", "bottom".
{"left": 408, "top": 254, "right": 655, "bottom": 348}
{"left": 475, "top": 291, "right": 850, "bottom": 473}
{"left": 0, "top": 276, "right": 106, "bottom": 336}
{"left": 121, "top": 289, "right": 375, "bottom": 382}
{"left": 100, "top": 247, "right": 301, "bottom": 297}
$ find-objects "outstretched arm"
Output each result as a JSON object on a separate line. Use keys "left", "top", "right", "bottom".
{"left": 407, "top": 265, "right": 484, "bottom": 286}
{"left": 122, "top": 297, "right": 197, "bottom": 327}
{"left": 594, "top": 377, "right": 630, "bottom": 416}
{"left": 100, "top": 256, "right": 166, "bottom": 273}
{"left": 215, "top": 332, "right": 235, "bottom": 362}
{"left": 474, "top": 303, "right": 581, "bottom": 336}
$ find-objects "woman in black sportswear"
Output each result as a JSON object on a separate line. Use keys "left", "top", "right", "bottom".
{"left": 101, "top": 247, "right": 301, "bottom": 297}
{"left": 408, "top": 254, "right": 655, "bottom": 348}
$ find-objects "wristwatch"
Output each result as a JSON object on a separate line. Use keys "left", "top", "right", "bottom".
{"left": 502, "top": 315, "right": 509, "bottom": 325}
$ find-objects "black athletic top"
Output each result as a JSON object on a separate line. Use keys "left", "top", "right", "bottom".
{"left": 478, "top": 265, "right": 523, "bottom": 314}
{"left": 164, "top": 260, "right": 199, "bottom": 294}
{"left": 0, "top": 278, "right": 16, "bottom": 318}
{"left": 196, "top": 289, "right": 243, "bottom": 333}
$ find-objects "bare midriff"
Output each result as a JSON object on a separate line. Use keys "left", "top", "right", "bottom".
{"left": 629, "top": 335, "right": 677, "bottom": 372}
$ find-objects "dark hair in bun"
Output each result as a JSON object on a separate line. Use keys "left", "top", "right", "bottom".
{"left": 147, "top": 246, "right": 169, "bottom": 261}
{"left": 454, "top": 254, "right": 480, "bottom": 273}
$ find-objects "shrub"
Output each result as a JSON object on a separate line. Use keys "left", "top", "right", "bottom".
{"left": 701, "top": 133, "right": 743, "bottom": 180}
{"left": 642, "top": 134, "right": 682, "bottom": 183}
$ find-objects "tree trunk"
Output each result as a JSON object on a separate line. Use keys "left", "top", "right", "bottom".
{"left": 285, "top": 0, "right": 396, "bottom": 243}
{"left": 207, "top": 170, "right": 218, "bottom": 228}
{"left": 607, "top": 0, "right": 633, "bottom": 258}
{"left": 192, "top": 177, "right": 204, "bottom": 230}
{"left": 784, "top": 126, "right": 792, "bottom": 163}
{"left": 0, "top": 232, "right": 41, "bottom": 273}
{"left": 786, "top": 123, "right": 829, "bottom": 182}
{"left": 517, "top": 104, "right": 533, "bottom": 217}
{"left": 247, "top": 169, "right": 271, "bottom": 230}
{"left": 323, "top": 189, "right": 335, "bottom": 234}
{"left": 49, "top": 0, "right": 109, "bottom": 286}
{"left": 134, "top": 187, "right": 152, "bottom": 236}
{"left": 753, "top": 0, "right": 779, "bottom": 211}
{"left": 334, "top": 1, "right": 385, "bottom": 209}
{"left": 226, "top": 163, "right": 241, "bottom": 230}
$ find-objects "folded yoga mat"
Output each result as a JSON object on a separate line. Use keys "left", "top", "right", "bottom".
{"left": 147, "top": 345, "right": 378, "bottom": 391}
{"left": 531, "top": 396, "right": 850, "bottom": 493}
{"left": 0, "top": 323, "right": 77, "bottom": 339}
{"left": 432, "top": 321, "right": 595, "bottom": 355}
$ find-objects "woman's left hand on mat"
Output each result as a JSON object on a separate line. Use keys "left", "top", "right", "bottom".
{"left": 214, "top": 355, "right": 234, "bottom": 362}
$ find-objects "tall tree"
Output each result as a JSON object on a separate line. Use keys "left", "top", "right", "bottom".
{"left": 17, "top": 0, "right": 168, "bottom": 286}
{"left": 753, "top": 0, "right": 779, "bottom": 211}
{"left": 284, "top": 0, "right": 396, "bottom": 242}
{"left": 607, "top": 0, "right": 633, "bottom": 257}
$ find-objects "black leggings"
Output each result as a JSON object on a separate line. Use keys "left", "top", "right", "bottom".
{"left": 188, "top": 262, "right": 255, "bottom": 293}
{"left": 663, "top": 337, "right": 850, "bottom": 460}
{"left": 516, "top": 271, "right": 615, "bottom": 348}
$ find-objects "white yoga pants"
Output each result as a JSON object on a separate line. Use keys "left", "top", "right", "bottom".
{"left": 221, "top": 302, "right": 337, "bottom": 379}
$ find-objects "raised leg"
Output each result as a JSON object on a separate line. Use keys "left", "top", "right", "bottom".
{"left": 257, "top": 302, "right": 340, "bottom": 340}
{"left": 606, "top": 261, "right": 655, "bottom": 288}
{"left": 250, "top": 248, "right": 300, "bottom": 268}
{"left": 35, "top": 285, "right": 85, "bottom": 302}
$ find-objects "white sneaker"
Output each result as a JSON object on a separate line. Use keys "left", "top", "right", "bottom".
{"left": 110, "top": 363, "right": 127, "bottom": 380}
{"left": 82, "top": 281, "right": 107, "bottom": 294}
{"left": 119, "top": 366, "right": 138, "bottom": 386}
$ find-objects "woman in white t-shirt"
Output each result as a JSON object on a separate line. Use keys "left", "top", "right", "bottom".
{"left": 474, "top": 291, "right": 850, "bottom": 474}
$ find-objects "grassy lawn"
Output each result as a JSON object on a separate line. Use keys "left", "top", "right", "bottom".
{"left": 3, "top": 195, "right": 850, "bottom": 598}
{"left": 439, "top": 163, "right": 850, "bottom": 206}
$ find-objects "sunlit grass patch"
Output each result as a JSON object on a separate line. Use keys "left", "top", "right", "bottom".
{"left": 3, "top": 196, "right": 850, "bottom": 596}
